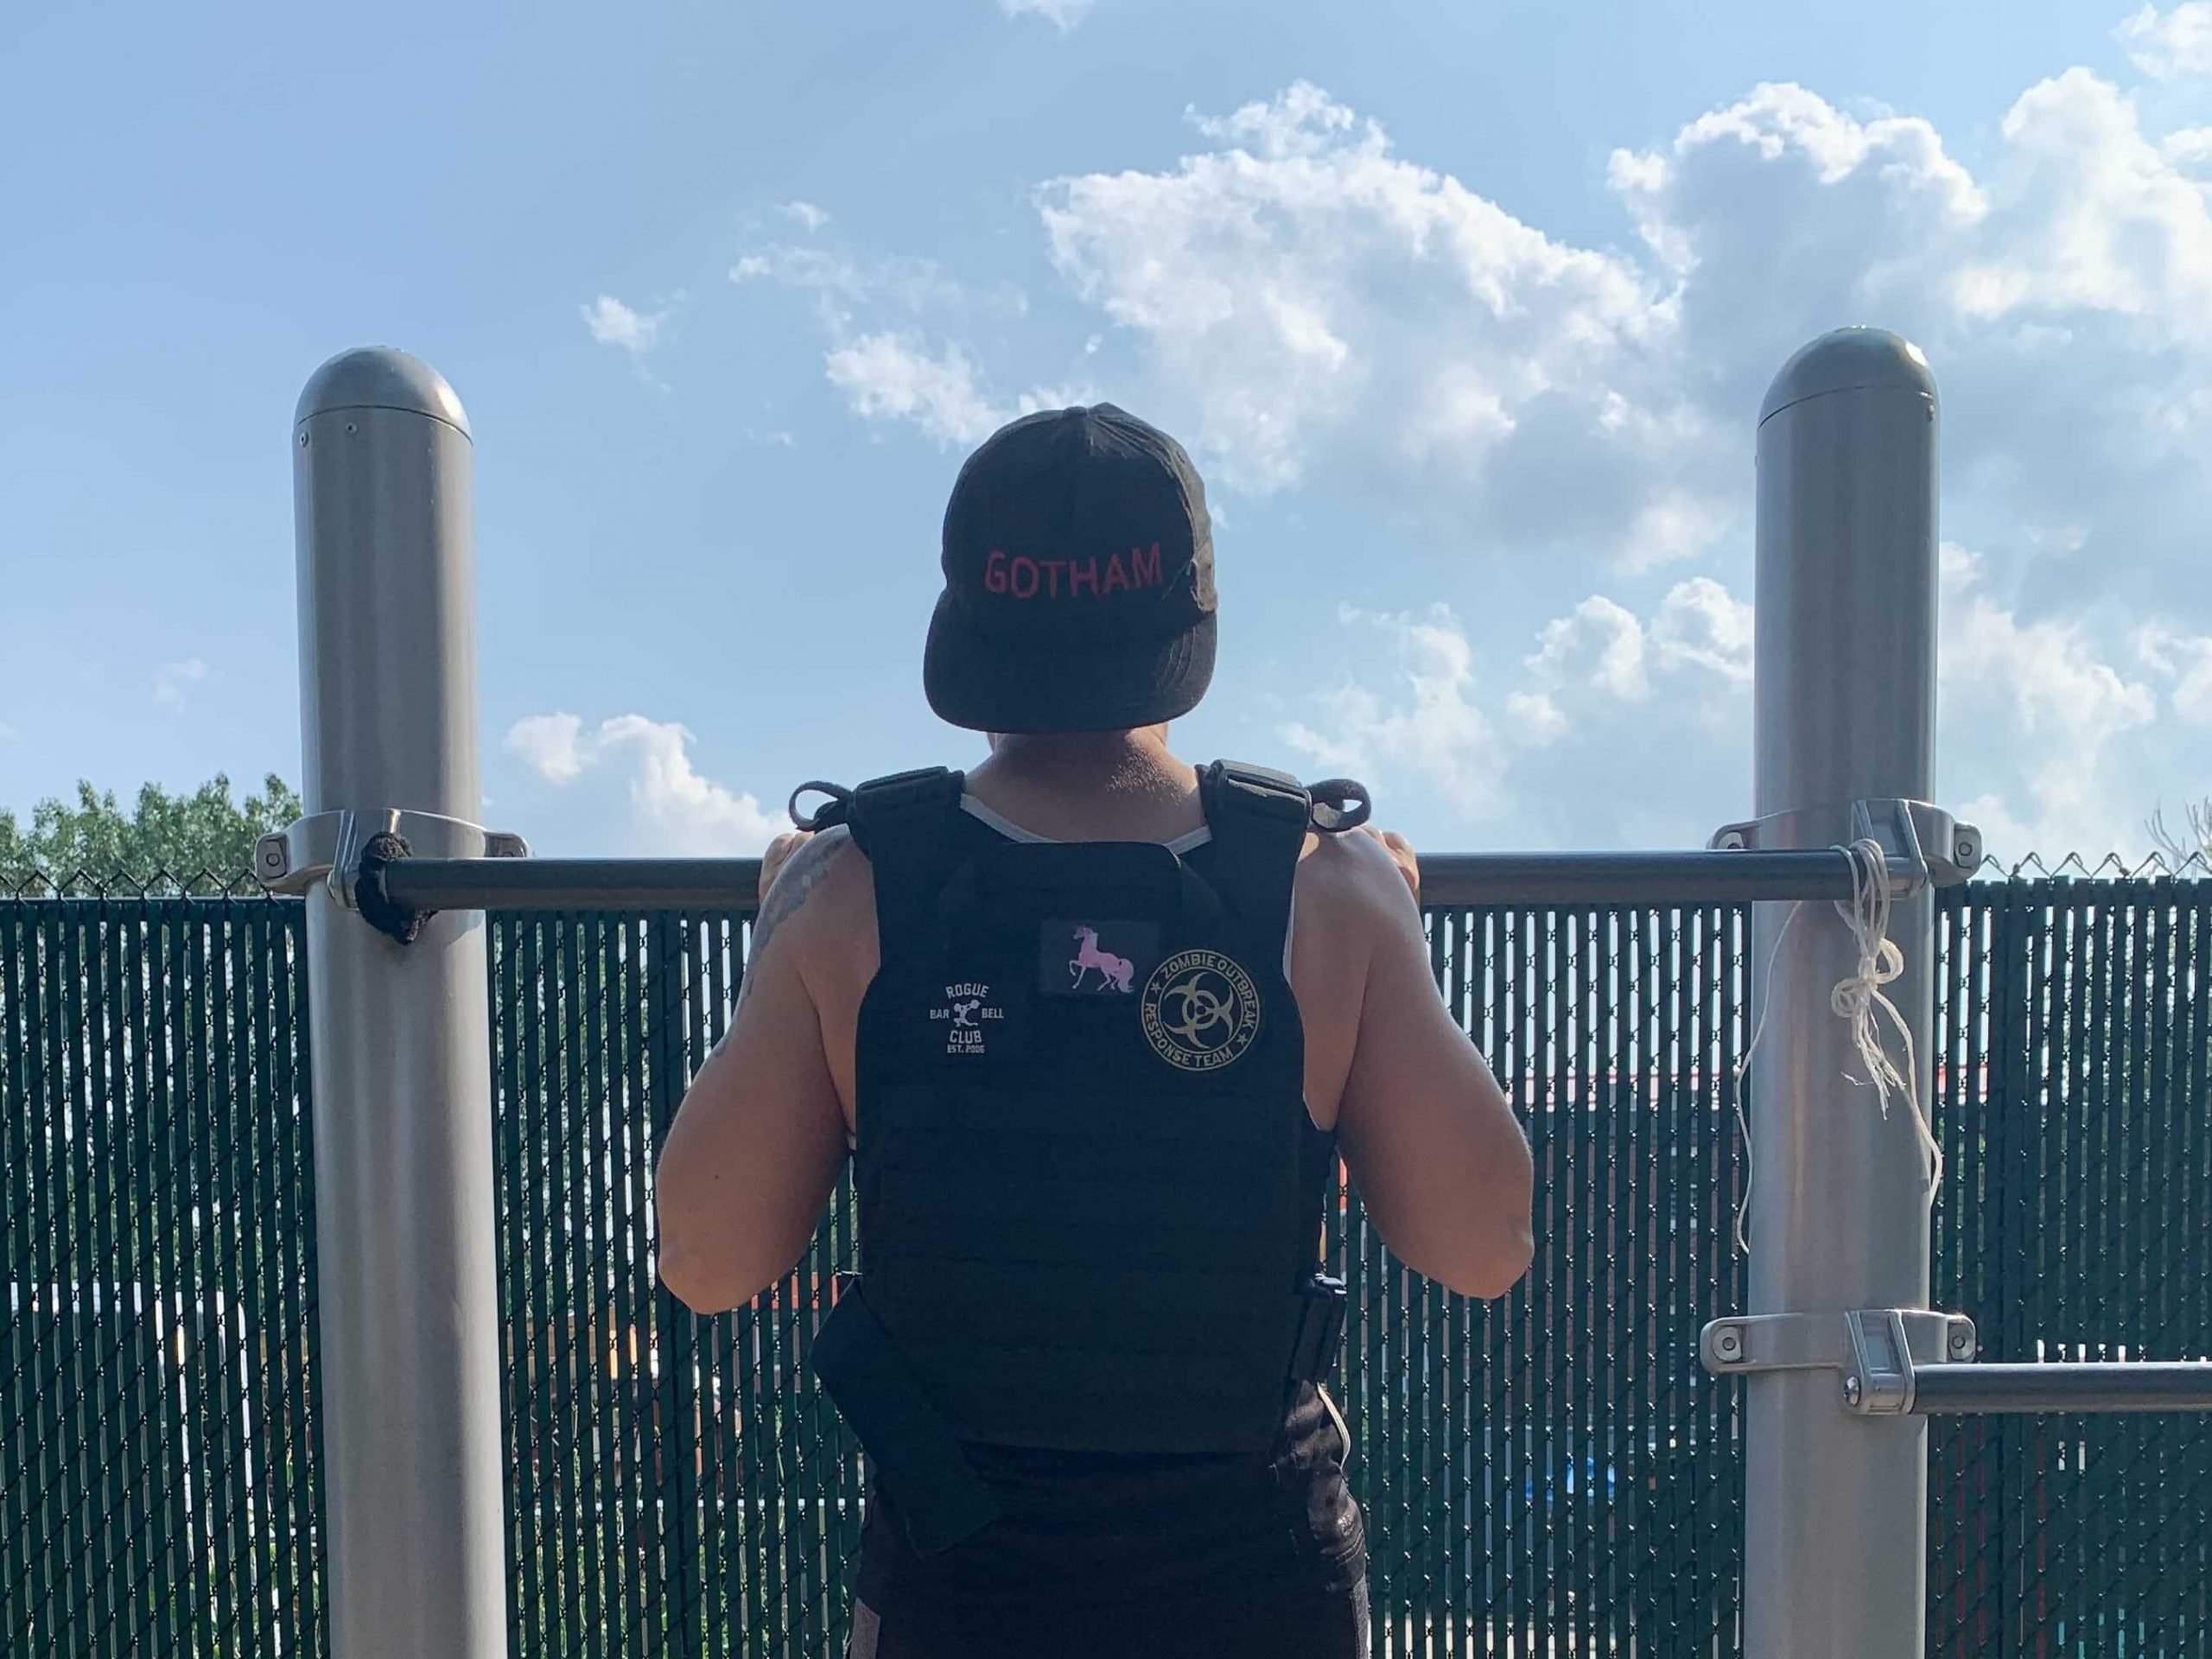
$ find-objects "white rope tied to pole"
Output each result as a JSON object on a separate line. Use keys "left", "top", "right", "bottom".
{"left": 1830, "top": 837, "right": 1945, "bottom": 1202}
{"left": 1730, "top": 838, "right": 1944, "bottom": 1254}
{"left": 1732, "top": 901, "right": 1798, "bottom": 1255}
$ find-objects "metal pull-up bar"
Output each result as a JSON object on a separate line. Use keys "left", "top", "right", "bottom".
{"left": 385, "top": 845, "right": 1928, "bottom": 914}
{"left": 262, "top": 842, "right": 1939, "bottom": 918}
{"left": 256, "top": 798, "right": 1983, "bottom": 925}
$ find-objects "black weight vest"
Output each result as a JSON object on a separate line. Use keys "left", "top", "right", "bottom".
{"left": 808, "top": 761, "right": 1363, "bottom": 1557}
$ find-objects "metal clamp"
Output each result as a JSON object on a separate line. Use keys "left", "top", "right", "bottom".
{"left": 1702, "top": 1310, "right": 1978, "bottom": 1415}
{"left": 1708, "top": 798, "right": 1981, "bottom": 891}
{"left": 257, "top": 810, "right": 528, "bottom": 911}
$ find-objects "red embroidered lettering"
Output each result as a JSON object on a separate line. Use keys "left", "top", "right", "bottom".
{"left": 1103, "top": 553, "right": 1128, "bottom": 595}
{"left": 1130, "top": 543, "right": 1163, "bottom": 588}
{"left": 1041, "top": 558, "right": 1065, "bottom": 598}
{"left": 984, "top": 550, "right": 1008, "bottom": 595}
{"left": 1069, "top": 556, "right": 1099, "bottom": 598}
{"left": 1010, "top": 556, "right": 1039, "bottom": 599}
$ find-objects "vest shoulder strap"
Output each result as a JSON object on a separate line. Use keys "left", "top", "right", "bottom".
{"left": 1198, "top": 760, "right": 1313, "bottom": 944}
{"left": 842, "top": 767, "right": 967, "bottom": 957}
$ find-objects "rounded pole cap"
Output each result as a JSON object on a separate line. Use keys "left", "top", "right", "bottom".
{"left": 296, "top": 346, "right": 471, "bottom": 438}
{"left": 1759, "top": 327, "right": 1936, "bottom": 427}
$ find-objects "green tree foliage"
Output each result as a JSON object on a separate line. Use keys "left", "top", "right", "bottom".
{"left": 0, "top": 772, "right": 301, "bottom": 892}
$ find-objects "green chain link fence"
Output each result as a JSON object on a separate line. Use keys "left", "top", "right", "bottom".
{"left": 5, "top": 874, "right": 2209, "bottom": 1656}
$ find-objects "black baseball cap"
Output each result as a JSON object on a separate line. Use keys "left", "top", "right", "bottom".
{"left": 924, "top": 404, "right": 1217, "bottom": 734}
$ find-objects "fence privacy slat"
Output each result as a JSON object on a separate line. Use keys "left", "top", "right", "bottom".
{"left": 3, "top": 877, "right": 2208, "bottom": 1658}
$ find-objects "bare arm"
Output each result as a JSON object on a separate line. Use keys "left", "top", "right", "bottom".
{"left": 1332, "top": 833, "right": 1534, "bottom": 1300}
{"left": 654, "top": 829, "right": 855, "bottom": 1313}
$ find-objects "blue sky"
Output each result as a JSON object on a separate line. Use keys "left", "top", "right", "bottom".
{"left": 4, "top": 0, "right": 2209, "bottom": 861}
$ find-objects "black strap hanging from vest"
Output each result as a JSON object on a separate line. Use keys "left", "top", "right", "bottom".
{"left": 1197, "top": 760, "right": 1314, "bottom": 940}
{"left": 787, "top": 780, "right": 855, "bottom": 833}
{"left": 811, "top": 1273, "right": 1003, "bottom": 1555}
{"left": 843, "top": 767, "right": 967, "bottom": 959}
{"left": 1306, "top": 778, "right": 1372, "bottom": 835}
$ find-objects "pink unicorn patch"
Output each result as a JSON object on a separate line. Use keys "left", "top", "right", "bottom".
{"left": 1069, "top": 925, "right": 1136, "bottom": 993}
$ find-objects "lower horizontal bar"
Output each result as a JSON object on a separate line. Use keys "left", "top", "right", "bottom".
{"left": 376, "top": 848, "right": 1910, "bottom": 916}
{"left": 1910, "top": 1363, "right": 2212, "bottom": 1414}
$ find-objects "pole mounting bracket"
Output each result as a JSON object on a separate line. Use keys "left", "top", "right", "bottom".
{"left": 1702, "top": 1310, "right": 1979, "bottom": 1414}
{"left": 257, "top": 810, "right": 528, "bottom": 938}
{"left": 1707, "top": 798, "right": 1982, "bottom": 891}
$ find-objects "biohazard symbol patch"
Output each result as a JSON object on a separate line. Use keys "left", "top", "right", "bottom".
{"left": 1141, "top": 949, "right": 1262, "bottom": 1071}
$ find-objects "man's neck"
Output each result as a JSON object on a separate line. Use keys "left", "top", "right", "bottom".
{"left": 966, "top": 726, "right": 1202, "bottom": 840}
{"left": 977, "top": 728, "right": 1180, "bottom": 788}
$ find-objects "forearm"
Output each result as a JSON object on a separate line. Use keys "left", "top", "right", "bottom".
{"left": 1444, "top": 1064, "right": 1535, "bottom": 1294}
{"left": 1340, "top": 930, "right": 1535, "bottom": 1299}
{"left": 656, "top": 834, "right": 855, "bottom": 1312}
{"left": 1345, "top": 1072, "right": 1533, "bottom": 1300}
{"left": 656, "top": 1041, "right": 845, "bottom": 1312}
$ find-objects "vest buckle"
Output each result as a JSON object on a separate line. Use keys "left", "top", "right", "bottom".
{"left": 1290, "top": 1274, "right": 1348, "bottom": 1382}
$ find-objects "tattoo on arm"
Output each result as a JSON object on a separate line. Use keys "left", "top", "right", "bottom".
{"left": 734, "top": 827, "right": 851, "bottom": 1014}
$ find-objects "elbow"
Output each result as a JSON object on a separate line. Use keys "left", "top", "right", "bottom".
{"left": 1453, "top": 1219, "right": 1534, "bottom": 1302}
{"left": 655, "top": 1202, "right": 774, "bottom": 1315}
{"left": 655, "top": 1185, "right": 719, "bottom": 1313}
{"left": 657, "top": 1242, "right": 743, "bottom": 1316}
{"left": 1395, "top": 1211, "right": 1533, "bottom": 1303}
{"left": 654, "top": 1156, "right": 757, "bottom": 1313}
{"left": 1441, "top": 1163, "right": 1535, "bottom": 1302}
{"left": 1472, "top": 1137, "right": 1537, "bottom": 1298}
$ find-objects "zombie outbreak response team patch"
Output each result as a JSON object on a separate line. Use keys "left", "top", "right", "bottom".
{"left": 1141, "top": 949, "right": 1262, "bottom": 1071}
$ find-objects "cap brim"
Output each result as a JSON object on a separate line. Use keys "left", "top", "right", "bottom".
{"left": 924, "top": 599, "right": 1217, "bottom": 734}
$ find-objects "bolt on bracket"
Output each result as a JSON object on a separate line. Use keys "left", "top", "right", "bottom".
{"left": 1702, "top": 1310, "right": 1978, "bottom": 1415}
{"left": 1707, "top": 798, "right": 1981, "bottom": 891}
{"left": 257, "top": 810, "right": 528, "bottom": 912}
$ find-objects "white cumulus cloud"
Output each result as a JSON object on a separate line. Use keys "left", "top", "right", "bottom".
{"left": 1039, "top": 83, "right": 1713, "bottom": 567}
{"left": 781, "top": 200, "right": 831, "bottom": 232}
{"left": 1938, "top": 546, "right": 2160, "bottom": 858}
{"left": 1282, "top": 605, "right": 1509, "bottom": 819}
{"left": 1528, "top": 597, "right": 1653, "bottom": 702}
{"left": 2117, "top": 3, "right": 2212, "bottom": 78}
{"left": 1283, "top": 581, "right": 1756, "bottom": 837}
{"left": 506, "top": 712, "right": 587, "bottom": 784}
{"left": 154, "top": 658, "right": 207, "bottom": 710}
{"left": 504, "top": 714, "right": 787, "bottom": 855}
{"left": 1001, "top": 0, "right": 1094, "bottom": 29}
{"left": 2136, "top": 622, "right": 2212, "bottom": 722}
{"left": 733, "top": 245, "right": 964, "bottom": 315}
{"left": 1020, "top": 71, "right": 2212, "bottom": 598}
{"left": 1651, "top": 578, "right": 1756, "bottom": 685}
{"left": 582, "top": 295, "right": 670, "bottom": 358}
{"left": 734, "top": 245, "right": 1084, "bottom": 444}
{"left": 825, "top": 334, "right": 1006, "bottom": 446}
{"left": 722, "top": 59, "right": 2212, "bottom": 854}
{"left": 1521, "top": 579, "right": 1754, "bottom": 710}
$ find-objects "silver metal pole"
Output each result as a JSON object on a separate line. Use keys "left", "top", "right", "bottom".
{"left": 294, "top": 350, "right": 507, "bottom": 1659}
{"left": 1746, "top": 327, "right": 1940, "bottom": 1657}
